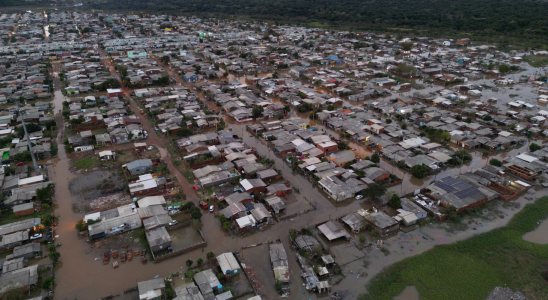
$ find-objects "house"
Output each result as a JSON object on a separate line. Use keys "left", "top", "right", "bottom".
{"left": 146, "top": 227, "right": 172, "bottom": 253}
{"left": 106, "top": 88, "right": 124, "bottom": 98}
{"left": 125, "top": 159, "right": 153, "bottom": 175}
{"left": 362, "top": 167, "right": 390, "bottom": 183}
{"left": 5, "top": 242, "right": 41, "bottom": 260}
{"left": 363, "top": 212, "right": 399, "bottom": 236}
{"left": 0, "top": 265, "right": 38, "bottom": 294}
{"left": 318, "top": 176, "right": 365, "bottom": 201}
{"left": 88, "top": 212, "right": 142, "bottom": 241}
{"left": 239, "top": 179, "right": 267, "bottom": 193}
{"left": 266, "top": 183, "right": 292, "bottom": 197}
{"left": 256, "top": 169, "right": 279, "bottom": 181}
{"left": 138, "top": 278, "right": 166, "bottom": 300}
{"left": 326, "top": 150, "right": 355, "bottom": 167}
{"left": 98, "top": 150, "right": 115, "bottom": 160}
{"left": 269, "top": 243, "right": 290, "bottom": 284}
{"left": 13, "top": 203, "right": 34, "bottom": 217}
{"left": 216, "top": 252, "right": 241, "bottom": 276}
{"left": 194, "top": 269, "right": 221, "bottom": 298}
{"left": 264, "top": 195, "right": 286, "bottom": 215}
{"left": 0, "top": 218, "right": 41, "bottom": 236}
{"left": 317, "top": 141, "right": 338, "bottom": 156}
{"left": 183, "top": 72, "right": 199, "bottom": 82}
{"left": 318, "top": 220, "right": 351, "bottom": 241}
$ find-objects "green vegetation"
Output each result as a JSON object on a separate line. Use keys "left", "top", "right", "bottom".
{"left": 72, "top": 157, "right": 95, "bottom": 169}
{"left": 371, "top": 153, "right": 380, "bottom": 163}
{"left": 489, "top": 159, "right": 503, "bottom": 167}
{"left": 361, "top": 196, "right": 548, "bottom": 300}
{"left": 362, "top": 183, "right": 386, "bottom": 201}
{"left": 411, "top": 164, "right": 427, "bottom": 178}
{"left": 389, "top": 193, "right": 401, "bottom": 208}
{"left": 530, "top": 143, "right": 542, "bottom": 152}
{"left": 80, "top": 0, "right": 548, "bottom": 47}
{"left": 523, "top": 55, "right": 548, "bottom": 68}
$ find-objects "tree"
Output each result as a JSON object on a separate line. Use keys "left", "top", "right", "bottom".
{"left": 386, "top": 118, "right": 392, "bottom": 124}
{"left": 186, "top": 258, "right": 193, "bottom": 268}
{"left": 389, "top": 193, "right": 401, "bottom": 208}
{"left": 371, "top": 153, "right": 380, "bottom": 163}
{"left": 465, "top": 117, "right": 472, "bottom": 123}
{"left": 272, "top": 71, "right": 279, "bottom": 79}
{"left": 483, "top": 115, "right": 492, "bottom": 121}
{"left": 337, "top": 141, "right": 348, "bottom": 150}
{"left": 400, "top": 42, "right": 413, "bottom": 51}
{"left": 49, "top": 251, "right": 61, "bottom": 264}
{"left": 327, "top": 104, "right": 334, "bottom": 111}
{"left": 456, "top": 115, "right": 462, "bottom": 120}
{"left": 252, "top": 106, "right": 264, "bottom": 118}
{"left": 159, "top": 55, "right": 170, "bottom": 64}
{"left": 401, "top": 123, "right": 407, "bottom": 130}
{"left": 411, "top": 164, "right": 427, "bottom": 178}
{"left": 498, "top": 64, "right": 510, "bottom": 74}
{"left": 206, "top": 252, "right": 215, "bottom": 261}
{"left": 394, "top": 63, "right": 418, "bottom": 76}
{"left": 530, "top": 143, "right": 542, "bottom": 152}
{"left": 509, "top": 124, "right": 516, "bottom": 131}
{"left": 42, "top": 275, "right": 55, "bottom": 290}
{"left": 490, "top": 159, "right": 503, "bottom": 167}
{"left": 75, "top": 220, "right": 87, "bottom": 232}
{"left": 362, "top": 183, "right": 387, "bottom": 201}
{"left": 5, "top": 62, "right": 11, "bottom": 69}
{"left": 197, "top": 258, "right": 203, "bottom": 266}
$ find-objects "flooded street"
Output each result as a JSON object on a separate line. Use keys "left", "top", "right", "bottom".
{"left": 48, "top": 65, "right": 548, "bottom": 300}
{"left": 522, "top": 218, "right": 548, "bottom": 244}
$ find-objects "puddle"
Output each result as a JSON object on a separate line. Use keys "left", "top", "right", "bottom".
{"left": 393, "top": 285, "right": 420, "bottom": 300}
{"left": 522, "top": 219, "right": 548, "bottom": 244}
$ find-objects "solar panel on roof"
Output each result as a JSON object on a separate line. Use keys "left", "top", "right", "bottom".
{"left": 435, "top": 181, "right": 455, "bottom": 192}
{"left": 454, "top": 187, "right": 479, "bottom": 199}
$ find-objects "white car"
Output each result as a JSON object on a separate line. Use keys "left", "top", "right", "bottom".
{"left": 209, "top": 205, "right": 214, "bottom": 212}
{"left": 169, "top": 220, "right": 178, "bottom": 226}
{"left": 147, "top": 146, "right": 154, "bottom": 150}
{"left": 355, "top": 195, "right": 363, "bottom": 200}
{"left": 30, "top": 233, "right": 42, "bottom": 240}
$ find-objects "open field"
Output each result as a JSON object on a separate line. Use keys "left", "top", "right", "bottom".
{"left": 361, "top": 196, "right": 548, "bottom": 300}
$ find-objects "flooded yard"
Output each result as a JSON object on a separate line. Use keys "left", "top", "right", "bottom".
{"left": 167, "top": 226, "right": 204, "bottom": 251}
{"left": 522, "top": 218, "right": 548, "bottom": 244}
{"left": 68, "top": 170, "right": 125, "bottom": 200}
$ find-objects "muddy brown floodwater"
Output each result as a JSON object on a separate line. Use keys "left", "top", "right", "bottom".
{"left": 522, "top": 218, "right": 548, "bottom": 244}
{"left": 393, "top": 286, "right": 420, "bottom": 300}
{"left": 49, "top": 65, "right": 548, "bottom": 300}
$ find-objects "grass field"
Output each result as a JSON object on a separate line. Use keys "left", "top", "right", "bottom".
{"left": 523, "top": 55, "right": 548, "bottom": 68}
{"left": 361, "top": 197, "right": 548, "bottom": 300}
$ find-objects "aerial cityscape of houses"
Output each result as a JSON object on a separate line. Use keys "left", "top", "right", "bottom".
{"left": 0, "top": 9, "right": 547, "bottom": 300}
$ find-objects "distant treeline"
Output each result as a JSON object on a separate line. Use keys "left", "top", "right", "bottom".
{"left": 91, "top": 0, "right": 548, "bottom": 46}
{"left": 4, "top": 0, "right": 548, "bottom": 47}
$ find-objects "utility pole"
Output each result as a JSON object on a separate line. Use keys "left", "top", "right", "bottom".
{"left": 17, "top": 99, "right": 40, "bottom": 175}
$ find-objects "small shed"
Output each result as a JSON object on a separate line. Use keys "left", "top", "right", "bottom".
{"left": 216, "top": 252, "right": 241, "bottom": 276}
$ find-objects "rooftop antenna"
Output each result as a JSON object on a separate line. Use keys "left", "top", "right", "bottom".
{"left": 16, "top": 98, "right": 40, "bottom": 175}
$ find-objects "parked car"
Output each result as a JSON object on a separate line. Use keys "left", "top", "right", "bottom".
{"left": 209, "top": 205, "right": 214, "bottom": 212}
{"left": 355, "top": 195, "right": 363, "bottom": 200}
{"left": 168, "top": 220, "right": 178, "bottom": 226}
{"left": 16, "top": 162, "right": 24, "bottom": 166}
{"left": 153, "top": 162, "right": 160, "bottom": 166}
{"left": 30, "top": 233, "right": 42, "bottom": 240}
{"left": 192, "top": 185, "right": 200, "bottom": 190}
{"left": 147, "top": 146, "right": 154, "bottom": 150}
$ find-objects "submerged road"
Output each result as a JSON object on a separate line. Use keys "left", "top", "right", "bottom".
{"left": 49, "top": 60, "right": 545, "bottom": 300}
